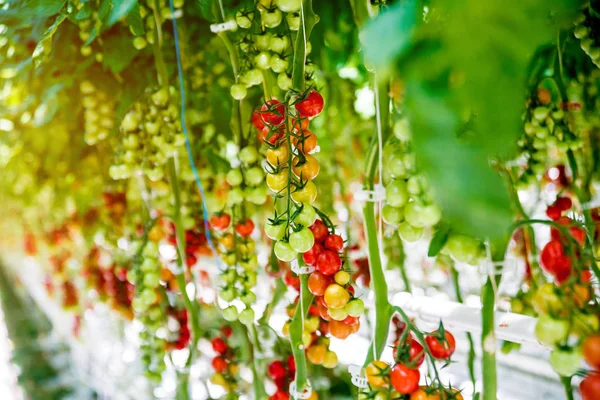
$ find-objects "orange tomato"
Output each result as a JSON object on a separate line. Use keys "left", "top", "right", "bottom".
{"left": 292, "top": 154, "right": 320, "bottom": 180}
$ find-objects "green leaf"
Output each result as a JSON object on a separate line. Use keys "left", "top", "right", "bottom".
{"left": 362, "top": 0, "right": 418, "bottom": 72}
{"left": 126, "top": 3, "right": 145, "bottom": 36}
{"left": 105, "top": 0, "right": 138, "bottom": 28}
{"left": 428, "top": 222, "right": 451, "bottom": 257}
{"left": 7, "top": 0, "right": 66, "bottom": 17}
{"left": 75, "top": 3, "right": 93, "bottom": 20}
{"left": 201, "top": 148, "right": 231, "bottom": 173}
{"left": 32, "top": 13, "right": 67, "bottom": 68}
{"left": 102, "top": 31, "right": 138, "bottom": 73}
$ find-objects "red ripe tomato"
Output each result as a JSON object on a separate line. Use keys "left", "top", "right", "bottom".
{"left": 303, "top": 243, "right": 324, "bottom": 266}
{"left": 390, "top": 364, "right": 420, "bottom": 394}
{"left": 570, "top": 226, "right": 586, "bottom": 245}
{"left": 342, "top": 315, "right": 359, "bottom": 325}
{"left": 309, "top": 304, "right": 320, "bottom": 316}
{"left": 235, "top": 219, "right": 255, "bottom": 237}
{"left": 211, "top": 337, "right": 228, "bottom": 355}
{"left": 540, "top": 239, "right": 565, "bottom": 274}
{"left": 252, "top": 109, "right": 265, "bottom": 130}
{"left": 425, "top": 331, "right": 456, "bottom": 360}
{"left": 261, "top": 99, "right": 286, "bottom": 126}
{"left": 318, "top": 302, "right": 331, "bottom": 321}
{"left": 316, "top": 250, "right": 342, "bottom": 275}
{"left": 329, "top": 320, "right": 353, "bottom": 339}
{"left": 186, "top": 254, "right": 197, "bottom": 267}
{"left": 408, "top": 336, "right": 425, "bottom": 367}
{"left": 268, "top": 360, "right": 287, "bottom": 380}
{"left": 292, "top": 130, "right": 317, "bottom": 154}
{"left": 582, "top": 269, "right": 592, "bottom": 283}
{"left": 284, "top": 270, "right": 300, "bottom": 289}
{"left": 583, "top": 334, "right": 600, "bottom": 369}
{"left": 581, "top": 373, "right": 600, "bottom": 400}
{"left": 308, "top": 271, "right": 331, "bottom": 296}
{"left": 295, "top": 90, "right": 324, "bottom": 118}
{"left": 261, "top": 126, "right": 284, "bottom": 145}
{"left": 552, "top": 255, "right": 572, "bottom": 284}
{"left": 270, "top": 391, "right": 290, "bottom": 400}
{"left": 290, "top": 116, "right": 310, "bottom": 132}
{"left": 287, "top": 355, "right": 296, "bottom": 374}
{"left": 221, "top": 326, "right": 232, "bottom": 338}
{"left": 555, "top": 197, "right": 572, "bottom": 211}
{"left": 273, "top": 377, "right": 288, "bottom": 390}
{"left": 546, "top": 204, "right": 562, "bottom": 221}
{"left": 211, "top": 356, "right": 228, "bottom": 373}
{"left": 309, "top": 220, "right": 328, "bottom": 243}
{"left": 324, "top": 234, "right": 344, "bottom": 252}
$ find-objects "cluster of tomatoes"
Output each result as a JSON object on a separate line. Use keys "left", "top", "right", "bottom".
{"left": 166, "top": 309, "right": 190, "bottom": 351}
{"left": 165, "top": 221, "right": 210, "bottom": 269}
{"left": 231, "top": 0, "right": 313, "bottom": 98}
{"left": 363, "top": 326, "right": 459, "bottom": 400}
{"left": 210, "top": 211, "right": 259, "bottom": 324}
{"left": 210, "top": 326, "right": 240, "bottom": 393}
{"left": 79, "top": 80, "right": 115, "bottom": 146}
{"left": 266, "top": 355, "right": 301, "bottom": 400}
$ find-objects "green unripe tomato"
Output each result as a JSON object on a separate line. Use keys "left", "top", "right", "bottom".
{"left": 239, "top": 146, "right": 259, "bottom": 165}
{"left": 295, "top": 204, "right": 317, "bottom": 227}
{"left": 247, "top": 186, "right": 268, "bottom": 205}
{"left": 227, "top": 187, "right": 244, "bottom": 205}
{"left": 274, "top": 240, "right": 297, "bottom": 262}
{"left": 270, "top": 55, "right": 289, "bottom": 73}
{"left": 235, "top": 10, "right": 253, "bottom": 29}
{"left": 241, "top": 291, "right": 256, "bottom": 305}
{"left": 549, "top": 348, "right": 582, "bottom": 377}
{"left": 222, "top": 305, "right": 239, "bottom": 322}
{"left": 286, "top": 13, "right": 300, "bottom": 31}
{"left": 276, "top": 0, "right": 301, "bottom": 12}
{"left": 238, "top": 308, "right": 255, "bottom": 325}
{"left": 143, "top": 272, "right": 160, "bottom": 287}
{"left": 382, "top": 204, "right": 404, "bottom": 226}
{"left": 386, "top": 180, "right": 409, "bottom": 207}
{"left": 226, "top": 169, "right": 243, "bottom": 187}
{"left": 535, "top": 314, "right": 569, "bottom": 346}
{"left": 328, "top": 307, "right": 348, "bottom": 321}
{"left": 345, "top": 299, "right": 365, "bottom": 317}
{"left": 245, "top": 167, "right": 264, "bottom": 186}
{"left": 230, "top": 84, "right": 247, "bottom": 100}
{"left": 387, "top": 153, "right": 406, "bottom": 178}
{"left": 254, "top": 51, "right": 271, "bottom": 70}
{"left": 393, "top": 118, "right": 411, "bottom": 141}
{"left": 398, "top": 221, "right": 424, "bottom": 242}
{"left": 261, "top": 9, "right": 282, "bottom": 28}
{"left": 265, "top": 221, "right": 287, "bottom": 240}
{"left": 289, "top": 228, "right": 315, "bottom": 253}
{"left": 220, "top": 286, "right": 236, "bottom": 302}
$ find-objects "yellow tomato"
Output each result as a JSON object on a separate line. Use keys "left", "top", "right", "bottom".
{"left": 365, "top": 360, "right": 389, "bottom": 388}
{"left": 292, "top": 154, "right": 320, "bottom": 180}
{"left": 291, "top": 180, "right": 317, "bottom": 204}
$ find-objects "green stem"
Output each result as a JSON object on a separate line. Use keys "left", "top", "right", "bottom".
{"left": 561, "top": 376, "right": 574, "bottom": 400}
{"left": 241, "top": 325, "right": 266, "bottom": 400}
{"left": 152, "top": 0, "right": 169, "bottom": 88}
{"left": 258, "top": 278, "right": 287, "bottom": 325}
{"left": 175, "top": 372, "right": 190, "bottom": 400}
{"left": 289, "top": 273, "right": 314, "bottom": 392}
{"left": 291, "top": 0, "right": 319, "bottom": 91}
{"left": 166, "top": 158, "right": 201, "bottom": 361}
{"left": 450, "top": 266, "right": 477, "bottom": 390}
{"left": 361, "top": 74, "right": 392, "bottom": 367}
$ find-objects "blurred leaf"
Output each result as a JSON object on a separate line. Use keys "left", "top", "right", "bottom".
{"left": 105, "top": 0, "right": 139, "bottom": 28}
{"left": 102, "top": 31, "right": 138, "bottom": 73}
{"left": 428, "top": 222, "right": 450, "bottom": 257}
{"left": 75, "top": 3, "right": 93, "bottom": 20}
{"left": 126, "top": 3, "right": 145, "bottom": 35}
{"left": 0, "top": 0, "right": 66, "bottom": 18}
{"left": 362, "top": 0, "right": 418, "bottom": 72}
{"left": 201, "top": 148, "right": 230, "bottom": 173}
{"left": 32, "top": 13, "right": 67, "bottom": 68}
{"left": 199, "top": 0, "right": 215, "bottom": 21}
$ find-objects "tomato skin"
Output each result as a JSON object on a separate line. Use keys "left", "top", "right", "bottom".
{"left": 390, "top": 364, "right": 420, "bottom": 394}
{"left": 309, "top": 220, "right": 329, "bottom": 243}
{"left": 261, "top": 126, "right": 284, "bottom": 145}
{"left": 235, "top": 219, "right": 255, "bottom": 237}
{"left": 410, "top": 389, "right": 440, "bottom": 400}
{"left": 324, "top": 284, "right": 350, "bottom": 309}
{"left": 303, "top": 242, "right": 324, "bottom": 266}
{"left": 210, "top": 213, "right": 231, "bottom": 230}
{"left": 583, "top": 334, "right": 600, "bottom": 369}
{"left": 555, "top": 197, "right": 572, "bottom": 211}
{"left": 365, "top": 360, "right": 389, "bottom": 388}
{"left": 266, "top": 170, "right": 289, "bottom": 193}
{"left": 581, "top": 373, "right": 600, "bottom": 400}
{"left": 408, "top": 336, "right": 425, "bottom": 367}
{"left": 295, "top": 90, "right": 324, "bottom": 118}
{"left": 267, "top": 360, "right": 287, "bottom": 380}
{"left": 292, "top": 130, "right": 317, "bottom": 153}
{"left": 546, "top": 204, "right": 562, "bottom": 220}
{"left": 535, "top": 314, "right": 569, "bottom": 346}
{"left": 270, "top": 391, "right": 290, "bottom": 400}
{"left": 292, "top": 154, "right": 320, "bottom": 180}
{"left": 316, "top": 250, "right": 342, "bottom": 275}
{"left": 266, "top": 145, "right": 289, "bottom": 166}
{"left": 307, "top": 271, "right": 331, "bottom": 296}
{"left": 211, "top": 337, "right": 228, "bottom": 355}
{"left": 291, "top": 181, "right": 318, "bottom": 204}
{"left": 251, "top": 110, "right": 265, "bottom": 130}
{"left": 211, "top": 356, "right": 228, "bottom": 373}
{"left": 425, "top": 331, "right": 456, "bottom": 360}
{"left": 261, "top": 99, "right": 286, "bottom": 125}
{"left": 324, "top": 234, "right": 344, "bottom": 252}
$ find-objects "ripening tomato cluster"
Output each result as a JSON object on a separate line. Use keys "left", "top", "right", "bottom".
{"left": 267, "top": 356, "right": 297, "bottom": 400}
{"left": 166, "top": 221, "right": 210, "bottom": 268}
{"left": 363, "top": 328, "right": 458, "bottom": 399}
{"left": 210, "top": 326, "right": 240, "bottom": 392}
{"left": 580, "top": 334, "right": 600, "bottom": 400}
{"left": 167, "top": 309, "right": 190, "bottom": 350}
{"left": 210, "top": 212, "right": 259, "bottom": 323}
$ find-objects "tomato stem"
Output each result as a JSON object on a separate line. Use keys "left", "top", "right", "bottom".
{"left": 289, "top": 273, "right": 314, "bottom": 392}
{"left": 561, "top": 376, "right": 574, "bottom": 400}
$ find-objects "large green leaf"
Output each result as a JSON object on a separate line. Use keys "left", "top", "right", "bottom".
{"left": 31, "top": 13, "right": 67, "bottom": 68}
{"left": 362, "top": 0, "right": 583, "bottom": 239}
{"left": 102, "top": 31, "right": 138, "bottom": 73}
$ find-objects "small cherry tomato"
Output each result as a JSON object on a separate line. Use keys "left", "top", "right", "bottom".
{"left": 316, "top": 250, "right": 342, "bottom": 275}
{"left": 235, "top": 219, "right": 255, "bottom": 237}
{"left": 309, "top": 220, "right": 329, "bottom": 243}
{"left": 292, "top": 154, "right": 320, "bottom": 180}
{"left": 261, "top": 126, "right": 284, "bottom": 145}
{"left": 308, "top": 270, "right": 331, "bottom": 296}
{"left": 267, "top": 360, "right": 287, "bottom": 380}
{"left": 324, "top": 284, "right": 350, "bottom": 309}
{"left": 324, "top": 234, "right": 344, "bottom": 252}
{"left": 303, "top": 242, "right": 324, "bottom": 266}
{"left": 211, "top": 356, "right": 228, "bottom": 373}
{"left": 266, "top": 145, "right": 289, "bottom": 166}
{"left": 291, "top": 181, "right": 318, "bottom": 204}
{"left": 583, "top": 334, "right": 600, "bottom": 369}
{"left": 211, "top": 337, "right": 228, "bottom": 355}
{"left": 210, "top": 213, "right": 231, "bottom": 230}
{"left": 390, "top": 364, "right": 420, "bottom": 394}
{"left": 365, "top": 360, "right": 389, "bottom": 388}
{"left": 266, "top": 169, "right": 289, "bottom": 193}
{"left": 251, "top": 109, "right": 265, "bottom": 130}
{"left": 292, "top": 130, "right": 317, "bottom": 153}
{"left": 295, "top": 90, "right": 324, "bottom": 118}
{"left": 261, "top": 99, "right": 286, "bottom": 125}
{"left": 425, "top": 330, "right": 456, "bottom": 360}
{"left": 581, "top": 373, "right": 600, "bottom": 400}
